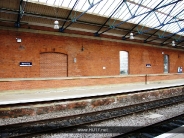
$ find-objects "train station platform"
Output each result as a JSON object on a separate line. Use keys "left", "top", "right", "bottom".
{"left": 0, "top": 78, "right": 184, "bottom": 105}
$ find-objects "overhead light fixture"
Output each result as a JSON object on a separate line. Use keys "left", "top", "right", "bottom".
{"left": 53, "top": 0, "right": 60, "bottom": 30}
{"left": 54, "top": 20, "right": 59, "bottom": 29}
{"left": 130, "top": 33, "right": 134, "bottom": 39}
{"left": 172, "top": 40, "right": 175, "bottom": 46}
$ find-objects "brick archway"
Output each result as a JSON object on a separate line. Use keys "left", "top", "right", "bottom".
{"left": 40, "top": 53, "right": 68, "bottom": 77}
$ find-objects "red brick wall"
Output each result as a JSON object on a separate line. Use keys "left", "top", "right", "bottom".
{"left": 0, "top": 75, "right": 145, "bottom": 91}
{"left": 40, "top": 53, "right": 68, "bottom": 77}
{"left": 0, "top": 29, "right": 184, "bottom": 78}
{"left": 0, "top": 74, "right": 184, "bottom": 91}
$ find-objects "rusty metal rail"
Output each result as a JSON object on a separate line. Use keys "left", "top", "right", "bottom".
{"left": 0, "top": 94, "right": 184, "bottom": 138}
{"left": 114, "top": 114, "right": 184, "bottom": 138}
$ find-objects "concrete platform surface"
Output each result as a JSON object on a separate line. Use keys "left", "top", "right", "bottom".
{"left": 0, "top": 79, "right": 184, "bottom": 105}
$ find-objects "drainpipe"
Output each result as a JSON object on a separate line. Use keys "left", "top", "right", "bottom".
{"left": 145, "top": 74, "right": 148, "bottom": 84}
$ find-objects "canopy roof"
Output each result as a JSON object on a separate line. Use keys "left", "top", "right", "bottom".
{"left": 1, "top": 0, "right": 184, "bottom": 48}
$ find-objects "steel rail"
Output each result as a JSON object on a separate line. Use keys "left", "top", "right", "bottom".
{"left": 0, "top": 94, "right": 184, "bottom": 137}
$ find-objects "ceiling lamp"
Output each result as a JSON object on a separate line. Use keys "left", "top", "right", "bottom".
{"left": 172, "top": 40, "right": 175, "bottom": 46}
{"left": 130, "top": 33, "right": 134, "bottom": 39}
{"left": 54, "top": 20, "right": 59, "bottom": 29}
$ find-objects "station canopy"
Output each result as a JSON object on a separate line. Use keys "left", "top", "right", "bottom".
{"left": 1, "top": 0, "right": 184, "bottom": 48}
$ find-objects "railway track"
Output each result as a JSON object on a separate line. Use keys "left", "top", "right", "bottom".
{"left": 0, "top": 94, "right": 184, "bottom": 138}
{"left": 114, "top": 114, "right": 184, "bottom": 138}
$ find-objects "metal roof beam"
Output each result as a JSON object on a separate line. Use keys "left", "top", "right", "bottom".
{"left": 15, "top": 0, "right": 24, "bottom": 28}
{"left": 176, "top": 39, "right": 184, "bottom": 46}
{"left": 154, "top": 11, "right": 161, "bottom": 25}
{"left": 144, "top": 18, "right": 184, "bottom": 42}
{"left": 59, "top": 0, "right": 103, "bottom": 32}
{"left": 94, "top": 0, "right": 125, "bottom": 36}
{"left": 125, "top": 1, "right": 133, "bottom": 17}
{"left": 122, "top": 0, "right": 165, "bottom": 40}
{"left": 143, "top": 1, "right": 182, "bottom": 43}
{"left": 144, "top": 2, "right": 180, "bottom": 42}
{"left": 99, "top": 0, "right": 181, "bottom": 36}
{"left": 60, "top": 0, "right": 79, "bottom": 32}
{"left": 139, "top": 18, "right": 184, "bottom": 42}
{"left": 143, "top": 29, "right": 160, "bottom": 43}
{"left": 133, "top": 0, "right": 144, "bottom": 16}
{"left": 162, "top": 2, "right": 177, "bottom": 24}
{"left": 145, "top": 26, "right": 184, "bottom": 43}
{"left": 1, "top": 7, "right": 131, "bottom": 32}
{"left": 160, "top": 28, "right": 184, "bottom": 45}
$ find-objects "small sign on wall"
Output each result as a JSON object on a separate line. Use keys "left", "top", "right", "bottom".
{"left": 178, "top": 67, "right": 182, "bottom": 73}
{"left": 20, "top": 62, "right": 32, "bottom": 66}
{"left": 146, "top": 64, "right": 151, "bottom": 68}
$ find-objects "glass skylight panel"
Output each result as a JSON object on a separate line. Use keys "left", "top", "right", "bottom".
{"left": 79, "top": 0, "right": 88, "bottom": 11}
{"left": 130, "top": 16, "right": 144, "bottom": 24}
{"left": 60, "top": 0, "right": 65, "bottom": 7}
{"left": 119, "top": 4, "right": 134, "bottom": 20}
{"left": 87, "top": 0, "right": 102, "bottom": 14}
{"left": 80, "top": 0, "right": 95, "bottom": 11}
{"left": 171, "top": 24, "right": 180, "bottom": 32}
{"left": 154, "top": 13, "right": 164, "bottom": 25}
{"left": 131, "top": 4, "right": 142, "bottom": 16}
{"left": 141, "top": 15, "right": 155, "bottom": 27}
{"left": 113, "top": 4, "right": 126, "bottom": 19}
{"left": 46, "top": 0, "right": 54, "bottom": 5}
{"left": 161, "top": 4, "right": 175, "bottom": 14}
{"left": 146, "top": 0, "right": 160, "bottom": 8}
{"left": 128, "top": 3, "right": 137, "bottom": 15}
{"left": 102, "top": 0, "right": 120, "bottom": 16}
{"left": 161, "top": 24, "right": 171, "bottom": 32}
{"left": 113, "top": 3, "right": 126, "bottom": 18}
{"left": 117, "top": 4, "right": 128, "bottom": 19}
{"left": 163, "top": 16, "right": 173, "bottom": 24}
{"left": 158, "top": 13, "right": 170, "bottom": 22}
{"left": 72, "top": 1, "right": 80, "bottom": 11}
{"left": 162, "top": 23, "right": 179, "bottom": 34}
{"left": 140, "top": 0, "right": 150, "bottom": 7}
{"left": 156, "top": 13, "right": 166, "bottom": 23}
{"left": 67, "top": 0, "right": 76, "bottom": 9}
{"left": 91, "top": 0, "right": 108, "bottom": 15}
{"left": 148, "top": 18, "right": 160, "bottom": 28}
{"left": 180, "top": 22, "right": 184, "bottom": 27}
{"left": 135, "top": 6, "right": 149, "bottom": 16}
{"left": 171, "top": 8, "right": 184, "bottom": 19}
{"left": 66, "top": 0, "right": 73, "bottom": 8}
{"left": 113, "top": 8, "right": 126, "bottom": 20}
{"left": 140, "top": 0, "right": 151, "bottom": 9}
{"left": 90, "top": 0, "right": 105, "bottom": 13}
{"left": 175, "top": 3, "right": 184, "bottom": 13}
{"left": 94, "top": 0, "right": 109, "bottom": 15}
{"left": 101, "top": 0, "right": 117, "bottom": 16}
{"left": 62, "top": 0, "right": 70, "bottom": 8}
{"left": 90, "top": 4, "right": 98, "bottom": 13}
{"left": 39, "top": 0, "right": 46, "bottom": 3}
{"left": 54, "top": 0, "right": 62, "bottom": 6}
{"left": 143, "top": 18, "right": 155, "bottom": 27}
{"left": 26, "top": 0, "right": 38, "bottom": 2}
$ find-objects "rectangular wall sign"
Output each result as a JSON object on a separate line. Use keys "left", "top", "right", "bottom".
{"left": 146, "top": 64, "right": 151, "bottom": 67}
{"left": 20, "top": 62, "right": 32, "bottom": 66}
